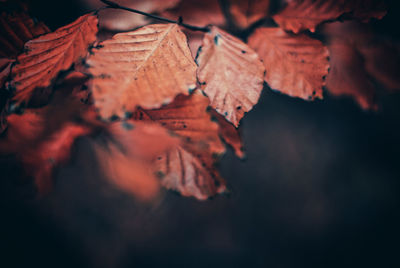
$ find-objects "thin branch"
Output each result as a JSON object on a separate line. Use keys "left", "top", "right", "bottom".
{"left": 99, "top": 0, "right": 210, "bottom": 32}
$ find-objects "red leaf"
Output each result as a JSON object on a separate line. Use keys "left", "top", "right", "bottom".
{"left": 196, "top": 26, "right": 265, "bottom": 127}
{"left": 10, "top": 13, "right": 98, "bottom": 104}
{"left": 133, "top": 91, "right": 227, "bottom": 200}
{"left": 248, "top": 27, "right": 329, "bottom": 101}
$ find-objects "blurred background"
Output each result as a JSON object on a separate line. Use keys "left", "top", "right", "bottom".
{"left": 1, "top": 0, "right": 400, "bottom": 267}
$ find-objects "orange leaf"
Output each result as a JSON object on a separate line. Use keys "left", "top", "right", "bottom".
{"left": 83, "top": 0, "right": 180, "bottom": 31}
{"left": 273, "top": 0, "right": 386, "bottom": 34}
{"left": 196, "top": 26, "right": 265, "bottom": 127}
{"left": 248, "top": 27, "right": 329, "bottom": 101}
{"left": 133, "top": 91, "right": 227, "bottom": 200}
{"left": 230, "top": 0, "right": 271, "bottom": 29}
{"left": 323, "top": 21, "right": 400, "bottom": 110}
{"left": 94, "top": 121, "right": 181, "bottom": 201}
{"left": 87, "top": 23, "right": 197, "bottom": 120}
{"left": 162, "top": 0, "right": 225, "bottom": 28}
{"left": 10, "top": 13, "right": 98, "bottom": 104}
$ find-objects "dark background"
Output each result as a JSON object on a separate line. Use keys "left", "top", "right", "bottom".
{"left": 1, "top": 1, "right": 400, "bottom": 267}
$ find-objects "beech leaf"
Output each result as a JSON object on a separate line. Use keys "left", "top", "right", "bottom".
{"left": 196, "top": 26, "right": 265, "bottom": 127}
{"left": 248, "top": 27, "right": 329, "bottom": 101}
{"left": 10, "top": 13, "right": 98, "bottom": 104}
{"left": 87, "top": 23, "right": 197, "bottom": 120}
{"left": 133, "top": 91, "right": 227, "bottom": 200}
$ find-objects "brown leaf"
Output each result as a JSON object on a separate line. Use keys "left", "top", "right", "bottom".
{"left": 133, "top": 91, "right": 227, "bottom": 200}
{"left": 230, "top": 0, "right": 271, "bottom": 29}
{"left": 323, "top": 21, "right": 400, "bottom": 110}
{"left": 10, "top": 13, "right": 98, "bottom": 104}
{"left": 94, "top": 120, "right": 181, "bottom": 201}
{"left": 162, "top": 0, "right": 225, "bottom": 27}
{"left": 273, "top": 0, "right": 386, "bottom": 34}
{"left": 196, "top": 26, "right": 265, "bottom": 127}
{"left": 248, "top": 27, "right": 329, "bottom": 101}
{"left": 83, "top": 0, "right": 180, "bottom": 31}
{"left": 0, "top": 10, "right": 50, "bottom": 58}
{"left": 87, "top": 23, "right": 197, "bottom": 120}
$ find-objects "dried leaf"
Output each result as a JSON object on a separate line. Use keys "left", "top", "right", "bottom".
{"left": 83, "top": 0, "right": 180, "bottom": 31}
{"left": 10, "top": 13, "right": 98, "bottom": 104}
{"left": 230, "top": 0, "right": 271, "bottom": 29}
{"left": 273, "top": 0, "right": 386, "bottom": 34}
{"left": 162, "top": 0, "right": 225, "bottom": 27}
{"left": 248, "top": 27, "right": 329, "bottom": 101}
{"left": 323, "top": 21, "right": 400, "bottom": 110}
{"left": 132, "top": 91, "right": 227, "bottom": 200}
{"left": 196, "top": 26, "right": 264, "bottom": 127}
{"left": 94, "top": 121, "right": 180, "bottom": 201}
{"left": 87, "top": 23, "right": 197, "bottom": 120}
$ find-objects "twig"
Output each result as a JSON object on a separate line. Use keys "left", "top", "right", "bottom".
{"left": 99, "top": 0, "right": 210, "bottom": 32}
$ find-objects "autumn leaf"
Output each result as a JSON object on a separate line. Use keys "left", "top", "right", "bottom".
{"left": 230, "top": 0, "right": 271, "bottom": 29}
{"left": 196, "top": 26, "right": 265, "bottom": 127}
{"left": 323, "top": 21, "right": 400, "bottom": 110}
{"left": 162, "top": 0, "right": 226, "bottom": 27}
{"left": 248, "top": 27, "right": 329, "bottom": 101}
{"left": 84, "top": 0, "right": 180, "bottom": 31}
{"left": 273, "top": 0, "right": 386, "bottom": 34}
{"left": 87, "top": 23, "right": 197, "bottom": 120}
{"left": 132, "top": 91, "right": 227, "bottom": 200}
{"left": 9, "top": 13, "right": 98, "bottom": 104}
{"left": 94, "top": 120, "right": 181, "bottom": 201}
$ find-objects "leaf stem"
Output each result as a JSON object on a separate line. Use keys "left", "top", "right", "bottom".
{"left": 99, "top": 0, "right": 210, "bottom": 32}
